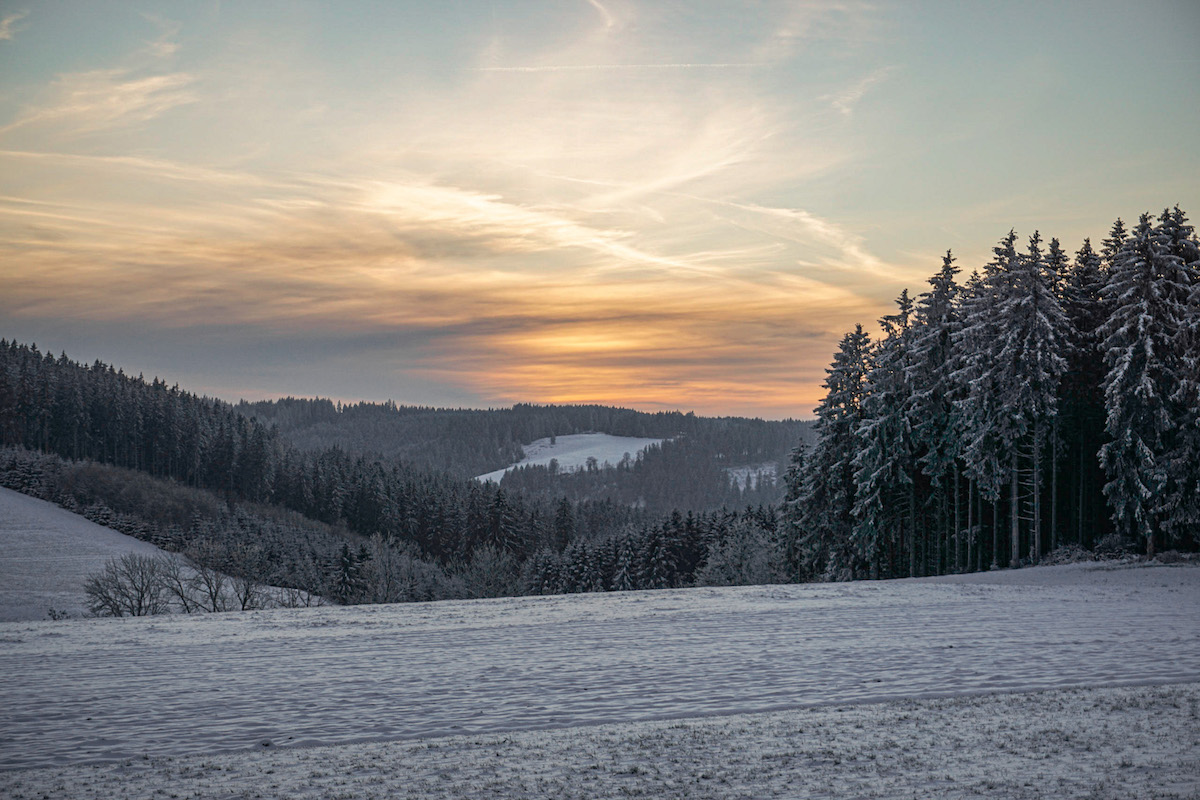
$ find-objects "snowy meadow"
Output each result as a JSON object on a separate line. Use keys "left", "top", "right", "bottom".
{"left": 2, "top": 558, "right": 1198, "bottom": 798}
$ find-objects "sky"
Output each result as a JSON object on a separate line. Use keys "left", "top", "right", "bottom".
{"left": 1, "top": 1, "right": 1197, "bottom": 419}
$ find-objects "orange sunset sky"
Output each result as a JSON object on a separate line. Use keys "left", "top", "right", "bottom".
{"left": 2, "top": 1, "right": 1198, "bottom": 418}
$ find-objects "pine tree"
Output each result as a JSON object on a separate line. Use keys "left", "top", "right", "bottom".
{"left": 955, "top": 231, "right": 1069, "bottom": 566}
{"left": 792, "top": 325, "right": 871, "bottom": 580}
{"left": 907, "top": 251, "right": 962, "bottom": 571}
{"left": 955, "top": 237, "right": 1017, "bottom": 566}
{"left": 1044, "top": 237, "right": 1072, "bottom": 550}
{"left": 1101, "top": 217, "right": 1128, "bottom": 273}
{"left": 1156, "top": 207, "right": 1200, "bottom": 545}
{"left": 853, "top": 291, "right": 918, "bottom": 578}
{"left": 1098, "top": 211, "right": 1195, "bottom": 554}
{"left": 1062, "top": 238, "right": 1109, "bottom": 546}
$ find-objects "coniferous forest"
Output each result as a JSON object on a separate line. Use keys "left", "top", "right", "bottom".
{"left": 786, "top": 207, "right": 1200, "bottom": 580}
{"left": 2, "top": 205, "right": 1197, "bottom": 611}
{"left": 0, "top": 340, "right": 800, "bottom": 606}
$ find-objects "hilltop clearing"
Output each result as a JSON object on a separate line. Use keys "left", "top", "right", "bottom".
{"left": 475, "top": 433, "right": 665, "bottom": 482}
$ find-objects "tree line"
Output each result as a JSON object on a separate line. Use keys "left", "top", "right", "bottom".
{"left": 785, "top": 206, "right": 1199, "bottom": 580}
{"left": 0, "top": 341, "right": 786, "bottom": 611}
{"left": 238, "top": 396, "right": 810, "bottom": 498}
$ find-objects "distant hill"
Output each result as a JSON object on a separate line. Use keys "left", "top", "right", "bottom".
{"left": 475, "top": 433, "right": 667, "bottom": 483}
{"left": 237, "top": 398, "right": 815, "bottom": 511}
{"left": 0, "top": 338, "right": 813, "bottom": 608}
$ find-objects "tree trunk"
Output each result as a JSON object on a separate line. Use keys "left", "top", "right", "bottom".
{"left": 1050, "top": 420, "right": 1059, "bottom": 553}
{"left": 1010, "top": 452, "right": 1020, "bottom": 568}
{"left": 1032, "top": 438, "right": 1042, "bottom": 564}
{"left": 1077, "top": 440, "right": 1085, "bottom": 547}
{"left": 954, "top": 464, "right": 962, "bottom": 573}
{"left": 908, "top": 481, "right": 917, "bottom": 578}
{"left": 991, "top": 495, "right": 1000, "bottom": 570}
{"left": 966, "top": 476, "right": 974, "bottom": 572}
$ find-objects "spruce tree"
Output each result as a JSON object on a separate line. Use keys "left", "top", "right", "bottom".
{"left": 1156, "top": 207, "right": 1200, "bottom": 546}
{"left": 907, "top": 251, "right": 962, "bottom": 571}
{"left": 1098, "top": 211, "right": 1195, "bottom": 554}
{"left": 792, "top": 326, "right": 871, "bottom": 580}
{"left": 1062, "top": 238, "right": 1108, "bottom": 546}
{"left": 854, "top": 291, "right": 918, "bottom": 578}
{"left": 955, "top": 236, "right": 1018, "bottom": 566}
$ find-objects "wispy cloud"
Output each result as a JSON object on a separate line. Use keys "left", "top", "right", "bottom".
{"left": 822, "top": 66, "right": 897, "bottom": 116}
{"left": 472, "top": 63, "right": 763, "bottom": 72}
{"left": 139, "top": 13, "right": 183, "bottom": 59}
{"left": 0, "top": 1, "right": 911, "bottom": 417}
{"left": 0, "top": 68, "right": 196, "bottom": 136}
{"left": 0, "top": 149, "right": 270, "bottom": 186}
{"left": 0, "top": 10, "right": 29, "bottom": 42}
{"left": 585, "top": 0, "right": 616, "bottom": 32}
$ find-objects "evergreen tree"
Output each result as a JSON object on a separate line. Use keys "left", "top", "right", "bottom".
{"left": 1155, "top": 207, "right": 1200, "bottom": 545}
{"left": 954, "top": 235, "right": 1019, "bottom": 566}
{"left": 1061, "top": 238, "right": 1109, "bottom": 546}
{"left": 791, "top": 325, "right": 871, "bottom": 579}
{"left": 907, "top": 251, "right": 962, "bottom": 571}
{"left": 1098, "top": 211, "right": 1195, "bottom": 553}
{"left": 853, "top": 291, "right": 918, "bottom": 578}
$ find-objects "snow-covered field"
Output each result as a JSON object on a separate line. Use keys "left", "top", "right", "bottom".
{"left": 475, "top": 433, "right": 664, "bottom": 483}
{"left": 0, "top": 487, "right": 167, "bottom": 622}
{"left": 2, "top": 558, "right": 1198, "bottom": 797}
{"left": 725, "top": 460, "right": 778, "bottom": 489}
{"left": 4, "top": 683, "right": 1195, "bottom": 799}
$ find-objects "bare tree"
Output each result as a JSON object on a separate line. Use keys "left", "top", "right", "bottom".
{"left": 186, "top": 539, "right": 231, "bottom": 612}
{"left": 276, "top": 585, "right": 324, "bottom": 608}
{"left": 158, "top": 555, "right": 201, "bottom": 613}
{"left": 84, "top": 553, "right": 169, "bottom": 617}
{"left": 226, "top": 543, "right": 267, "bottom": 611}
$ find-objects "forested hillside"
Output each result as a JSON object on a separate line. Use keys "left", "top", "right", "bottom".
{"left": 787, "top": 206, "right": 1200, "bottom": 580}
{"left": 0, "top": 341, "right": 785, "bottom": 606}
{"left": 236, "top": 397, "right": 811, "bottom": 511}
{"left": 3, "top": 205, "right": 1195, "bottom": 611}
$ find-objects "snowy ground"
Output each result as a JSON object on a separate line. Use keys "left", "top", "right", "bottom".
{"left": 2, "top": 489, "right": 1198, "bottom": 795}
{"left": 0, "top": 488, "right": 315, "bottom": 622}
{"left": 475, "top": 433, "right": 664, "bottom": 483}
{"left": 4, "top": 683, "right": 1196, "bottom": 799}
{"left": 2, "top": 560, "right": 1198, "bottom": 793}
{"left": 0, "top": 487, "right": 167, "bottom": 622}
{"left": 725, "top": 460, "right": 778, "bottom": 490}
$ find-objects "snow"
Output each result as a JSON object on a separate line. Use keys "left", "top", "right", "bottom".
{"left": 0, "top": 487, "right": 167, "bottom": 622}
{"left": 474, "top": 433, "right": 665, "bottom": 483}
{"left": 3, "top": 487, "right": 1197, "bottom": 795}
{"left": 1, "top": 561, "right": 1197, "bottom": 776}
{"left": 4, "top": 683, "right": 1196, "bottom": 799}
{"left": 0, "top": 488, "right": 317, "bottom": 621}
{"left": 725, "top": 460, "right": 777, "bottom": 489}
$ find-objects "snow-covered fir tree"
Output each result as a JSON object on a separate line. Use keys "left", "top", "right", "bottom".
{"left": 1061, "top": 237, "right": 1109, "bottom": 545}
{"left": 907, "top": 251, "right": 963, "bottom": 572}
{"left": 790, "top": 325, "right": 872, "bottom": 580}
{"left": 853, "top": 291, "right": 918, "bottom": 578}
{"left": 1099, "top": 211, "right": 1197, "bottom": 554}
{"left": 792, "top": 208, "right": 1197, "bottom": 580}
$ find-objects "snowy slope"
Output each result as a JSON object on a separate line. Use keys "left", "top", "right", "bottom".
{"left": 725, "top": 460, "right": 778, "bottom": 489}
{"left": 1, "top": 561, "right": 1197, "bottom": 772}
{"left": 0, "top": 487, "right": 167, "bottom": 622}
{"left": 475, "top": 433, "right": 665, "bottom": 483}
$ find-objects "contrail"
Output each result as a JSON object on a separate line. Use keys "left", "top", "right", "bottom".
{"left": 472, "top": 63, "right": 763, "bottom": 73}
